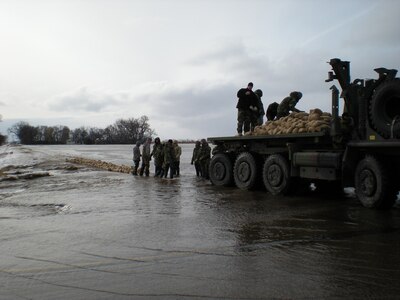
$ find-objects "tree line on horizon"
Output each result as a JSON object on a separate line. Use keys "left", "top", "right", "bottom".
{"left": 0, "top": 114, "right": 6, "bottom": 145}
{"left": 4, "top": 115, "right": 156, "bottom": 145}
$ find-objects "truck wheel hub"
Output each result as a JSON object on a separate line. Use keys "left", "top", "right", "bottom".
{"left": 359, "top": 169, "right": 376, "bottom": 197}
{"left": 214, "top": 162, "right": 226, "bottom": 180}
{"left": 237, "top": 162, "right": 251, "bottom": 181}
{"left": 267, "top": 165, "right": 282, "bottom": 186}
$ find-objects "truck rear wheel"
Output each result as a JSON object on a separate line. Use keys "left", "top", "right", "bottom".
{"left": 233, "top": 152, "right": 258, "bottom": 190}
{"left": 263, "top": 154, "right": 291, "bottom": 195}
{"left": 355, "top": 156, "right": 396, "bottom": 209}
{"left": 209, "top": 154, "right": 233, "bottom": 186}
{"left": 369, "top": 79, "right": 400, "bottom": 138}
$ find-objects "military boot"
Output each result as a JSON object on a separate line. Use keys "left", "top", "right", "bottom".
{"left": 132, "top": 167, "right": 138, "bottom": 175}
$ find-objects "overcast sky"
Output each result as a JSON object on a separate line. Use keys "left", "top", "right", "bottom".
{"left": 1, "top": 0, "right": 399, "bottom": 140}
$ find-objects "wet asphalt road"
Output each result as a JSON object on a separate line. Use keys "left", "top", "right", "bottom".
{"left": 1, "top": 144, "right": 400, "bottom": 299}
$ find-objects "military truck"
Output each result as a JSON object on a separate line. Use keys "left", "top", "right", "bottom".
{"left": 207, "top": 58, "right": 400, "bottom": 209}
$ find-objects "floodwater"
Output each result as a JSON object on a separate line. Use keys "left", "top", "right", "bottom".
{"left": 0, "top": 144, "right": 400, "bottom": 300}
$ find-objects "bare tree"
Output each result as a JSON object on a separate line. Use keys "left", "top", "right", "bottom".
{"left": 8, "top": 122, "right": 70, "bottom": 144}
{"left": 8, "top": 122, "right": 38, "bottom": 144}
{"left": 70, "top": 115, "right": 155, "bottom": 144}
{"left": 0, "top": 114, "right": 6, "bottom": 145}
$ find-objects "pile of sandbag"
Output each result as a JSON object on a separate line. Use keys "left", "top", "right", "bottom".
{"left": 252, "top": 109, "right": 332, "bottom": 136}
{"left": 66, "top": 157, "right": 132, "bottom": 174}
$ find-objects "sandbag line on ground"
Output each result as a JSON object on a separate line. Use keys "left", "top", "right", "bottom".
{"left": 66, "top": 157, "right": 132, "bottom": 174}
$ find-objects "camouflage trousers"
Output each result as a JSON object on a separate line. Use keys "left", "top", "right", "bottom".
{"left": 237, "top": 109, "right": 251, "bottom": 134}
{"left": 132, "top": 160, "right": 140, "bottom": 175}
{"left": 237, "top": 109, "right": 258, "bottom": 134}
{"left": 140, "top": 156, "right": 151, "bottom": 176}
{"left": 200, "top": 158, "right": 210, "bottom": 179}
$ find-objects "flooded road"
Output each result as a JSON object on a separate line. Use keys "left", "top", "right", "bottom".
{"left": 1, "top": 144, "right": 400, "bottom": 299}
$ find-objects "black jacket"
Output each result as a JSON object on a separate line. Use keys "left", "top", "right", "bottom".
{"left": 236, "top": 88, "right": 258, "bottom": 110}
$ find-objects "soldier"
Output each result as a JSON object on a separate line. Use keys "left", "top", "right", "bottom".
{"left": 276, "top": 91, "right": 303, "bottom": 119}
{"left": 163, "top": 139, "right": 176, "bottom": 179}
{"left": 132, "top": 141, "right": 141, "bottom": 175}
{"left": 173, "top": 140, "right": 182, "bottom": 177}
{"left": 236, "top": 82, "right": 259, "bottom": 136}
{"left": 266, "top": 102, "right": 279, "bottom": 121}
{"left": 151, "top": 137, "right": 164, "bottom": 177}
{"left": 191, "top": 140, "right": 202, "bottom": 177}
{"left": 139, "top": 137, "right": 152, "bottom": 176}
{"left": 198, "top": 139, "right": 211, "bottom": 180}
{"left": 254, "top": 89, "right": 265, "bottom": 126}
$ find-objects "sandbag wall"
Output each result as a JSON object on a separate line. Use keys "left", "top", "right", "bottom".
{"left": 252, "top": 109, "right": 332, "bottom": 136}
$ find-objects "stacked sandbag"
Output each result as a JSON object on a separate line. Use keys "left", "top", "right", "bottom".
{"left": 66, "top": 157, "right": 132, "bottom": 174}
{"left": 252, "top": 109, "right": 332, "bottom": 136}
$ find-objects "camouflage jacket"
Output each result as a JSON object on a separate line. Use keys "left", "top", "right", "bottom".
{"left": 277, "top": 96, "right": 299, "bottom": 117}
{"left": 133, "top": 145, "right": 141, "bottom": 161}
{"left": 151, "top": 143, "right": 164, "bottom": 165}
{"left": 163, "top": 144, "right": 176, "bottom": 164}
{"left": 191, "top": 145, "right": 201, "bottom": 163}
{"left": 198, "top": 144, "right": 211, "bottom": 161}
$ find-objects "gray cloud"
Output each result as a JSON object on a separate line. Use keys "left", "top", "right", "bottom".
{"left": 49, "top": 87, "right": 121, "bottom": 112}
{"left": 341, "top": 1, "right": 400, "bottom": 48}
{"left": 187, "top": 40, "right": 275, "bottom": 81}
{"left": 151, "top": 84, "right": 235, "bottom": 118}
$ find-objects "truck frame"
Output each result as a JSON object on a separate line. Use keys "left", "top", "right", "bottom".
{"left": 207, "top": 58, "right": 400, "bottom": 209}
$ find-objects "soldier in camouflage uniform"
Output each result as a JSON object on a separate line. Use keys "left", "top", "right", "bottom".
{"left": 173, "top": 140, "right": 182, "bottom": 177}
{"left": 132, "top": 141, "right": 141, "bottom": 175}
{"left": 198, "top": 139, "right": 211, "bottom": 180}
{"left": 276, "top": 91, "right": 303, "bottom": 119}
{"left": 151, "top": 137, "right": 164, "bottom": 177}
{"left": 163, "top": 139, "right": 176, "bottom": 179}
{"left": 254, "top": 89, "right": 265, "bottom": 126}
{"left": 139, "top": 137, "right": 152, "bottom": 176}
{"left": 236, "top": 82, "right": 259, "bottom": 136}
{"left": 191, "top": 140, "right": 202, "bottom": 177}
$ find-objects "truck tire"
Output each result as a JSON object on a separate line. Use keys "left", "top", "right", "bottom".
{"left": 233, "top": 152, "right": 258, "bottom": 190}
{"left": 209, "top": 154, "right": 233, "bottom": 186}
{"left": 354, "top": 156, "right": 396, "bottom": 209}
{"left": 263, "top": 154, "right": 291, "bottom": 195}
{"left": 369, "top": 79, "right": 400, "bottom": 138}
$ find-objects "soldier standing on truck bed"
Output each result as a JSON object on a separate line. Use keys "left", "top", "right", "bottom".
{"left": 236, "top": 82, "right": 259, "bottom": 136}
{"left": 254, "top": 89, "right": 265, "bottom": 126}
{"left": 276, "top": 91, "right": 303, "bottom": 119}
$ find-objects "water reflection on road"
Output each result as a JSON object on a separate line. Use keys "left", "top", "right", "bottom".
{"left": 0, "top": 144, "right": 400, "bottom": 299}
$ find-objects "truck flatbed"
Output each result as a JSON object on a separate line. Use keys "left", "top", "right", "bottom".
{"left": 206, "top": 58, "right": 400, "bottom": 209}
{"left": 208, "top": 131, "right": 327, "bottom": 143}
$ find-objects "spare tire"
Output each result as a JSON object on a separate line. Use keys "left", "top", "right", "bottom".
{"left": 369, "top": 79, "right": 400, "bottom": 138}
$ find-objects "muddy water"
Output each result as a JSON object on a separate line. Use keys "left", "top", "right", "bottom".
{"left": 0, "top": 144, "right": 400, "bottom": 299}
